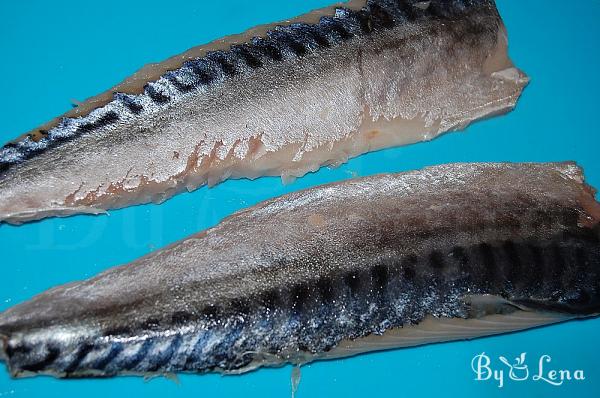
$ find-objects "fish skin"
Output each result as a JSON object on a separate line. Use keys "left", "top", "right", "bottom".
{"left": 0, "top": 0, "right": 527, "bottom": 224}
{"left": 1, "top": 162, "right": 599, "bottom": 378}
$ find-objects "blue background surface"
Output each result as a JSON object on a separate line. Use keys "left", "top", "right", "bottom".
{"left": 0, "top": 0, "right": 599, "bottom": 396}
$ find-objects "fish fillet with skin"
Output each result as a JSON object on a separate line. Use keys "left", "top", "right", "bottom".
{"left": 0, "top": 0, "right": 528, "bottom": 224}
{"left": 1, "top": 162, "right": 599, "bottom": 378}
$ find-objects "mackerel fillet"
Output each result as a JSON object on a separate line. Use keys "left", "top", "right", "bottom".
{"left": 1, "top": 162, "right": 599, "bottom": 378}
{"left": 0, "top": 0, "right": 528, "bottom": 224}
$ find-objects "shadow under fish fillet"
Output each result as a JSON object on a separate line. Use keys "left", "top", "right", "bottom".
{"left": 0, "top": 0, "right": 527, "bottom": 224}
{"left": 1, "top": 162, "right": 599, "bottom": 378}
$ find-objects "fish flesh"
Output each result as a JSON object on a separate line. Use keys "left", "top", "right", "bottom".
{"left": 0, "top": 0, "right": 528, "bottom": 224}
{"left": 1, "top": 162, "right": 598, "bottom": 378}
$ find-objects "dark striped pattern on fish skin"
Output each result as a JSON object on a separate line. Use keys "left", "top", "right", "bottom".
{"left": 3, "top": 226, "right": 599, "bottom": 377}
{"left": 3, "top": 162, "right": 597, "bottom": 378}
{"left": 0, "top": 0, "right": 527, "bottom": 225}
{"left": 1, "top": 0, "right": 496, "bottom": 172}
{"left": 0, "top": 0, "right": 493, "bottom": 172}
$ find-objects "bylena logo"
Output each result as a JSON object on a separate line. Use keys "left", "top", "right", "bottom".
{"left": 471, "top": 352, "right": 585, "bottom": 388}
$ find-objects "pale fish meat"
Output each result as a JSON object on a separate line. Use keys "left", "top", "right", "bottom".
{"left": 0, "top": 0, "right": 528, "bottom": 224}
{"left": 1, "top": 162, "right": 598, "bottom": 378}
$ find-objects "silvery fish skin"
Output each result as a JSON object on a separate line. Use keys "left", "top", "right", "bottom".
{"left": 1, "top": 162, "right": 599, "bottom": 378}
{"left": 0, "top": 0, "right": 528, "bottom": 224}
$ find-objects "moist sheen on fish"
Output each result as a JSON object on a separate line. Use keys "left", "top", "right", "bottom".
{"left": 0, "top": 0, "right": 528, "bottom": 224}
{"left": 1, "top": 162, "right": 599, "bottom": 378}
